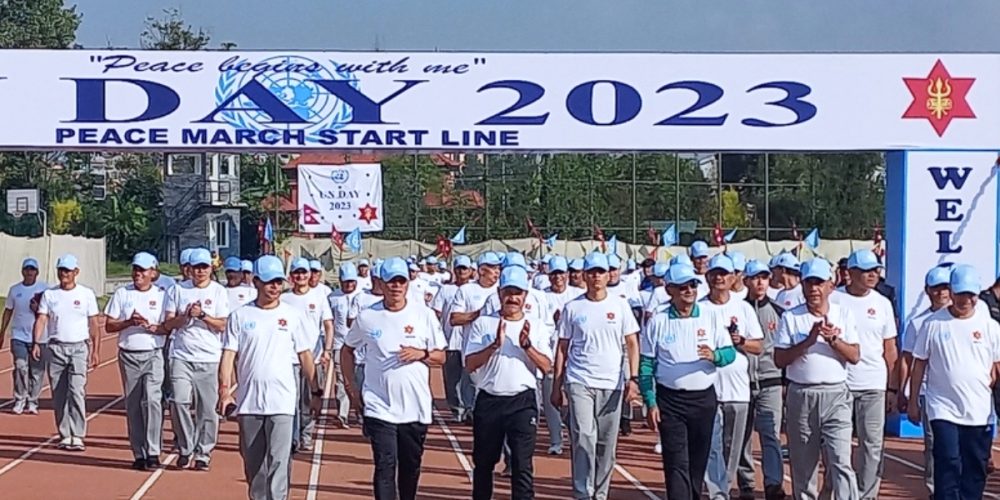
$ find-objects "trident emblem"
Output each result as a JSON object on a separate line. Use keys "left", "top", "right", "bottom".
{"left": 925, "top": 77, "right": 953, "bottom": 120}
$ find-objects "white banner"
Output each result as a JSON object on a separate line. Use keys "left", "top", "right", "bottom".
{"left": 2, "top": 50, "right": 999, "bottom": 150}
{"left": 297, "top": 163, "right": 384, "bottom": 233}
{"left": 886, "top": 151, "right": 1000, "bottom": 325}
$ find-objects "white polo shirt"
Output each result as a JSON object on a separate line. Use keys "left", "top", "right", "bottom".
{"left": 544, "top": 286, "right": 583, "bottom": 327}
{"left": 164, "top": 280, "right": 230, "bottom": 363}
{"left": 281, "top": 287, "right": 333, "bottom": 359}
{"left": 532, "top": 274, "right": 551, "bottom": 291}
{"left": 105, "top": 283, "right": 168, "bottom": 351}
{"left": 695, "top": 274, "right": 710, "bottom": 299}
{"left": 344, "top": 301, "right": 446, "bottom": 424}
{"left": 464, "top": 313, "right": 552, "bottom": 396}
{"left": 902, "top": 306, "right": 937, "bottom": 395}
{"left": 558, "top": 294, "right": 640, "bottom": 390}
{"left": 154, "top": 275, "right": 177, "bottom": 292}
{"left": 776, "top": 285, "right": 805, "bottom": 310}
{"left": 913, "top": 308, "right": 1000, "bottom": 426}
{"left": 348, "top": 290, "right": 385, "bottom": 364}
{"left": 450, "top": 281, "right": 498, "bottom": 348}
{"left": 226, "top": 285, "right": 257, "bottom": 310}
{"left": 774, "top": 302, "right": 859, "bottom": 385}
{"left": 5, "top": 281, "right": 48, "bottom": 344}
{"left": 832, "top": 288, "right": 898, "bottom": 391}
{"left": 223, "top": 302, "right": 312, "bottom": 416}
{"left": 409, "top": 277, "right": 433, "bottom": 304}
{"left": 640, "top": 304, "right": 733, "bottom": 391}
{"left": 729, "top": 287, "right": 749, "bottom": 302}
{"left": 699, "top": 295, "right": 765, "bottom": 402}
{"left": 328, "top": 288, "right": 360, "bottom": 350}
{"left": 430, "top": 283, "right": 463, "bottom": 351}
{"left": 312, "top": 282, "right": 334, "bottom": 299}
{"left": 38, "top": 285, "right": 99, "bottom": 344}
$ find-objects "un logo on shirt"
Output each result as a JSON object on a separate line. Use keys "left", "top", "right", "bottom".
{"left": 370, "top": 329, "right": 383, "bottom": 339}
{"left": 575, "top": 315, "right": 588, "bottom": 326}
{"left": 664, "top": 333, "right": 677, "bottom": 344}
{"left": 243, "top": 320, "right": 257, "bottom": 330}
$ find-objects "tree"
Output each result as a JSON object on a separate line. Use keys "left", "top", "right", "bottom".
{"left": 50, "top": 199, "right": 81, "bottom": 234}
{"left": 140, "top": 8, "right": 211, "bottom": 50}
{"left": 0, "top": 0, "right": 80, "bottom": 48}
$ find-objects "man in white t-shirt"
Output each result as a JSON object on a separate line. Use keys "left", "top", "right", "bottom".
{"left": 449, "top": 252, "right": 503, "bottom": 421}
{"left": 605, "top": 253, "right": 641, "bottom": 436}
{"left": 568, "top": 258, "right": 586, "bottom": 291}
{"left": 541, "top": 256, "right": 580, "bottom": 455}
{"left": 223, "top": 256, "right": 257, "bottom": 309}
{"left": 152, "top": 256, "right": 177, "bottom": 292}
{"left": 341, "top": 257, "right": 447, "bottom": 500}
{"left": 240, "top": 259, "right": 253, "bottom": 287}
{"left": 638, "top": 262, "right": 737, "bottom": 500}
{"left": 552, "top": 252, "right": 640, "bottom": 500}
{"left": 774, "top": 258, "right": 861, "bottom": 500}
{"left": 773, "top": 253, "right": 804, "bottom": 309}
{"left": 219, "top": 255, "right": 321, "bottom": 500}
{"left": 700, "top": 255, "right": 764, "bottom": 500}
{"left": 465, "top": 265, "right": 553, "bottom": 499}
{"left": 829, "top": 249, "right": 898, "bottom": 499}
{"left": 329, "top": 262, "right": 362, "bottom": 427}
{"left": 347, "top": 261, "right": 387, "bottom": 428}
{"left": 690, "top": 241, "right": 712, "bottom": 299}
{"left": 1, "top": 257, "right": 48, "bottom": 415}
{"left": 727, "top": 252, "right": 749, "bottom": 301}
{"left": 309, "top": 260, "right": 334, "bottom": 298}
{"left": 32, "top": 254, "right": 100, "bottom": 451}
{"left": 908, "top": 264, "right": 1000, "bottom": 500}
{"left": 104, "top": 252, "right": 169, "bottom": 470}
{"left": 357, "top": 259, "right": 373, "bottom": 291}
{"left": 430, "top": 255, "right": 474, "bottom": 422}
{"left": 162, "top": 247, "right": 230, "bottom": 470}
{"left": 897, "top": 264, "right": 952, "bottom": 497}
{"left": 282, "top": 257, "right": 334, "bottom": 452}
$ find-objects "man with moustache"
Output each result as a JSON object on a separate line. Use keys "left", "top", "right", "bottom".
{"left": 465, "top": 265, "right": 553, "bottom": 500}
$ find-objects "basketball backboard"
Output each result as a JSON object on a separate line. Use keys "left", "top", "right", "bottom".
{"left": 6, "top": 189, "right": 39, "bottom": 216}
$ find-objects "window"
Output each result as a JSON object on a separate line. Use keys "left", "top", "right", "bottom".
{"left": 219, "top": 155, "right": 236, "bottom": 176}
{"left": 167, "top": 154, "right": 201, "bottom": 176}
{"left": 213, "top": 219, "right": 230, "bottom": 249}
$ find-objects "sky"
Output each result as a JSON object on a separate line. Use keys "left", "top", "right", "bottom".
{"left": 72, "top": 0, "right": 1000, "bottom": 52}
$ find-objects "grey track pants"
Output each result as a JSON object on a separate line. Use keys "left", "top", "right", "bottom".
{"left": 48, "top": 341, "right": 89, "bottom": 440}
{"left": 239, "top": 414, "right": 294, "bottom": 500}
{"left": 119, "top": 349, "right": 165, "bottom": 460}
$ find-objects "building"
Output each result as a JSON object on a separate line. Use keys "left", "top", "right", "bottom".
{"left": 162, "top": 153, "right": 243, "bottom": 261}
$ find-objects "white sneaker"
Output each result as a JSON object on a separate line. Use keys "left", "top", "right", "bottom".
{"left": 547, "top": 444, "right": 563, "bottom": 455}
{"left": 338, "top": 416, "right": 350, "bottom": 429}
{"left": 69, "top": 437, "right": 85, "bottom": 451}
{"left": 654, "top": 442, "right": 662, "bottom": 454}
{"left": 26, "top": 403, "right": 38, "bottom": 415}
{"left": 57, "top": 437, "right": 72, "bottom": 449}
{"left": 12, "top": 399, "right": 25, "bottom": 415}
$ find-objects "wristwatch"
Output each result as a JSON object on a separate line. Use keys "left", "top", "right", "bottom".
{"left": 629, "top": 376, "right": 639, "bottom": 383}
{"left": 197, "top": 311, "right": 207, "bottom": 320}
{"left": 311, "top": 389, "right": 323, "bottom": 397}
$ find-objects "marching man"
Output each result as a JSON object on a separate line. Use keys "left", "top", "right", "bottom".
{"left": 32, "top": 254, "right": 101, "bottom": 451}
{"left": 104, "top": 252, "right": 168, "bottom": 470}
{"left": 552, "top": 252, "right": 640, "bottom": 500}
{"left": 1, "top": 257, "right": 48, "bottom": 415}
{"left": 465, "top": 265, "right": 553, "bottom": 499}
{"left": 341, "top": 257, "right": 447, "bottom": 500}
{"left": 219, "top": 255, "right": 322, "bottom": 500}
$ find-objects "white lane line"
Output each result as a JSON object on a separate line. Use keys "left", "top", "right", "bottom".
{"left": 0, "top": 333, "right": 117, "bottom": 376}
{"left": 0, "top": 394, "right": 125, "bottom": 477}
{"left": 613, "top": 463, "right": 661, "bottom": 500}
{"left": 432, "top": 408, "right": 473, "bottom": 481}
{"left": 306, "top": 366, "right": 336, "bottom": 500}
{"left": 0, "top": 355, "right": 119, "bottom": 410}
{"left": 884, "top": 452, "right": 1000, "bottom": 500}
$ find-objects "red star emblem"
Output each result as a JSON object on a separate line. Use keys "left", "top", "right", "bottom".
{"left": 867, "top": 307, "right": 876, "bottom": 317}
{"left": 404, "top": 325, "right": 414, "bottom": 334}
{"left": 903, "top": 60, "right": 976, "bottom": 137}
{"left": 697, "top": 328, "right": 706, "bottom": 337}
{"left": 309, "top": 303, "right": 316, "bottom": 310}
{"left": 730, "top": 316, "right": 738, "bottom": 324}
{"left": 767, "top": 321, "right": 777, "bottom": 332}
{"left": 974, "top": 330, "right": 982, "bottom": 340}
{"left": 606, "top": 312, "right": 616, "bottom": 320}
{"left": 278, "top": 318, "right": 287, "bottom": 327}
{"left": 358, "top": 204, "right": 379, "bottom": 224}
{"left": 73, "top": 300, "right": 80, "bottom": 306}
{"left": 149, "top": 300, "right": 157, "bottom": 307}
{"left": 205, "top": 299, "right": 212, "bottom": 306}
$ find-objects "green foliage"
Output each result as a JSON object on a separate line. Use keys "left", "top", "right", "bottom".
{"left": 140, "top": 8, "right": 211, "bottom": 50}
{"left": 50, "top": 198, "right": 82, "bottom": 233}
{"left": 0, "top": 0, "right": 79, "bottom": 48}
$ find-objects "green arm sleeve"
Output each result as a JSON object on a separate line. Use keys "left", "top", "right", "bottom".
{"left": 713, "top": 345, "right": 737, "bottom": 367}
{"left": 639, "top": 355, "right": 657, "bottom": 408}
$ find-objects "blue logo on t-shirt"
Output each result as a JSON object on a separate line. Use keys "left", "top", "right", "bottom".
{"left": 370, "top": 328, "right": 383, "bottom": 339}
{"left": 664, "top": 333, "right": 677, "bottom": 344}
{"left": 243, "top": 320, "right": 256, "bottom": 330}
{"left": 575, "top": 315, "right": 588, "bottom": 326}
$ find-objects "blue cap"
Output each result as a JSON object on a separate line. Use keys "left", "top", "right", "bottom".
{"left": 772, "top": 253, "right": 800, "bottom": 272}
{"left": 339, "top": 262, "right": 359, "bottom": 281}
{"left": 584, "top": 252, "right": 610, "bottom": 271}
{"left": 478, "top": 252, "right": 503, "bottom": 267}
{"left": 21, "top": 257, "right": 38, "bottom": 269}
{"left": 179, "top": 248, "right": 193, "bottom": 266}
{"left": 499, "top": 266, "right": 530, "bottom": 291}
{"left": 653, "top": 262, "right": 670, "bottom": 278}
{"left": 374, "top": 258, "right": 384, "bottom": 267}
{"left": 665, "top": 264, "right": 699, "bottom": 285}
{"left": 708, "top": 254, "right": 735, "bottom": 273}
{"left": 801, "top": 258, "right": 833, "bottom": 281}
{"left": 437, "top": 261, "right": 447, "bottom": 269}
{"left": 950, "top": 264, "right": 981, "bottom": 295}
{"left": 542, "top": 254, "right": 553, "bottom": 264}
{"left": 381, "top": 257, "right": 410, "bottom": 282}
{"left": 407, "top": 256, "right": 417, "bottom": 264}
{"left": 426, "top": 256, "right": 438, "bottom": 265}
{"left": 372, "top": 262, "right": 383, "bottom": 280}
{"left": 254, "top": 255, "right": 285, "bottom": 282}
{"left": 359, "top": 259, "right": 370, "bottom": 267}
{"left": 241, "top": 260, "right": 253, "bottom": 272}
{"left": 503, "top": 252, "right": 528, "bottom": 270}
{"left": 626, "top": 258, "right": 636, "bottom": 271}
{"left": 408, "top": 262, "right": 420, "bottom": 272}
{"left": 56, "top": 254, "right": 79, "bottom": 270}
{"left": 309, "top": 259, "right": 323, "bottom": 271}
{"left": 290, "top": 257, "right": 310, "bottom": 272}
{"left": 223, "top": 256, "right": 242, "bottom": 272}
{"left": 132, "top": 252, "right": 157, "bottom": 270}
{"left": 728, "top": 252, "right": 747, "bottom": 273}
{"left": 670, "top": 254, "right": 693, "bottom": 267}
{"left": 925, "top": 266, "right": 952, "bottom": 287}
{"left": 847, "top": 249, "right": 882, "bottom": 271}
{"left": 454, "top": 255, "right": 473, "bottom": 269}
{"left": 744, "top": 260, "right": 771, "bottom": 277}
{"left": 607, "top": 254, "right": 622, "bottom": 270}
{"left": 548, "top": 256, "right": 568, "bottom": 273}
{"left": 189, "top": 248, "right": 212, "bottom": 266}
{"left": 569, "top": 258, "right": 584, "bottom": 271}
{"left": 690, "top": 241, "right": 710, "bottom": 259}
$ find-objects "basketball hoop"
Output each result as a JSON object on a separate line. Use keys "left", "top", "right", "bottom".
{"left": 11, "top": 210, "right": 24, "bottom": 220}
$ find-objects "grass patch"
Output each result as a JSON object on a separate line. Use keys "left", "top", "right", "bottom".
{"left": 108, "top": 261, "right": 181, "bottom": 278}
